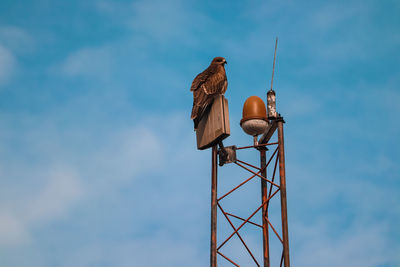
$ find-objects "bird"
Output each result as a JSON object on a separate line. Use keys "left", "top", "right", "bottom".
{"left": 190, "top": 57, "right": 228, "bottom": 129}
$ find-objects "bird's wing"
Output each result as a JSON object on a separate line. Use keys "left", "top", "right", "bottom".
{"left": 190, "top": 62, "right": 221, "bottom": 92}
{"left": 222, "top": 78, "right": 228, "bottom": 94}
{"left": 191, "top": 85, "right": 213, "bottom": 119}
{"left": 202, "top": 71, "right": 227, "bottom": 95}
{"left": 190, "top": 68, "right": 214, "bottom": 92}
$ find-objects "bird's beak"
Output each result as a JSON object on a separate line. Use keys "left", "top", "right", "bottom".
{"left": 224, "top": 60, "right": 228, "bottom": 65}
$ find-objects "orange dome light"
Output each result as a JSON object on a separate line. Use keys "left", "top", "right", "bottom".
{"left": 240, "top": 96, "right": 269, "bottom": 142}
{"left": 241, "top": 96, "right": 268, "bottom": 125}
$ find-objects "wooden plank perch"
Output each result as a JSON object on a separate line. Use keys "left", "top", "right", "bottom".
{"left": 196, "top": 95, "right": 230, "bottom": 150}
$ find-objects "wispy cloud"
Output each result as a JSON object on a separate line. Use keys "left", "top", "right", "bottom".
{"left": 292, "top": 219, "right": 398, "bottom": 266}
{"left": 0, "top": 213, "right": 31, "bottom": 246}
{"left": 0, "top": 108, "right": 211, "bottom": 265}
{"left": 0, "top": 44, "right": 16, "bottom": 85}
{"left": 59, "top": 46, "right": 115, "bottom": 78}
{"left": 0, "top": 26, "right": 34, "bottom": 53}
{"left": 96, "top": 0, "right": 212, "bottom": 44}
{"left": 0, "top": 108, "right": 185, "bottom": 242}
{"left": 0, "top": 26, "right": 33, "bottom": 86}
{"left": 0, "top": 164, "right": 82, "bottom": 246}
{"left": 25, "top": 166, "right": 83, "bottom": 224}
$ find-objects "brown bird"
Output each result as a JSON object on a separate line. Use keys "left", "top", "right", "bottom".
{"left": 190, "top": 57, "right": 228, "bottom": 129}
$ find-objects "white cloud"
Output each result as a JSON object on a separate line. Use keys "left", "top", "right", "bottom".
{"left": 96, "top": 0, "right": 211, "bottom": 44}
{"left": 0, "top": 111, "right": 181, "bottom": 248}
{"left": 0, "top": 25, "right": 34, "bottom": 53}
{"left": 292, "top": 220, "right": 398, "bottom": 266}
{"left": 130, "top": 0, "right": 203, "bottom": 43}
{"left": 84, "top": 125, "right": 165, "bottom": 194}
{"left": 24, "top": 166, "right": 83, "bottom": 224}
{"left": 0, "top": 213, "right": 31, "bottom": 246}
{"left": 0, "top": 44, "right": 16, "bottom": 85}
{"left": 60, "top": 234, "right": 206, "bottom": 267}
{"left": 0, "top": 165, "right": 82, "bottom": 246}
{"left": 238, "top": 0, "right": 397, "bottom": 75}
{"left": 285, "top": 151, "right": 400, "bottom": 266}
{"left": 0, "top": 26, "right": 33, "bottom": 86}
{"left": 59, "top": 46, "right": 114, "bottom": 78}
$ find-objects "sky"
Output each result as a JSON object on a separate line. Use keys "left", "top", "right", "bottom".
{"left": 0, "top": 0, "right": 399, "bottom": 266}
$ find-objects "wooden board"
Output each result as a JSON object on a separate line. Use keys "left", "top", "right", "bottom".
{"left": 196, "top": 95, "right": 230, "bottom": 150}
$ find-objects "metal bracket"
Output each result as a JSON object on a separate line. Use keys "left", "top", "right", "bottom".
{"left": 218, "top": 144, "right": 237, "bottom": 166}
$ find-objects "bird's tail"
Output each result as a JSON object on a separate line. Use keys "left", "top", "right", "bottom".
{"left": 191, "top": 105, "right": 200, "bottom": 130}
{"left": 191, "top": 105, "right": 199, "bottom": 120}
{"left": 191, "top": 104, "right": 212, "bottom": 130}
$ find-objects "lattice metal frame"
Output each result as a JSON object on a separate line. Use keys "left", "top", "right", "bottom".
{"left": 210, "top": 119, "right": 290, "bottom": 267}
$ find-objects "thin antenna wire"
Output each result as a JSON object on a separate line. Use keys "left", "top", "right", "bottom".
{"left": 270, "top": 37, "right": 278, "bottom": 91}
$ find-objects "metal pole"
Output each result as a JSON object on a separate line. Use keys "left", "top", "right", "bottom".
{"left": 277, "top": 120, "right": 290, "bottom": 267}
{"left": 260, "top": 149, "right": 270, "bottom": 267}
{"left": 211, "top": 145, "right": 218, "bottom": 267}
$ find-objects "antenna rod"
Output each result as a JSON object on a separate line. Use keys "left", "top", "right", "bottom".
{"left": 270, "top": 37, "right": 278, "bottom": 91}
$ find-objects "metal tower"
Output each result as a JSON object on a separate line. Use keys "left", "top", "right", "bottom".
{"left": 210, "top": 115, "right": 290, "bottom": 267}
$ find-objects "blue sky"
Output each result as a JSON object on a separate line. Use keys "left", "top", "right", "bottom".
{"left": 0, "top": 0, "right": 399, "bottom": 266}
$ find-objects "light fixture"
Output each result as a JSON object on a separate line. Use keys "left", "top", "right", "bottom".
{"left": 240, "top": 96, "right": 269, "bottom": 145}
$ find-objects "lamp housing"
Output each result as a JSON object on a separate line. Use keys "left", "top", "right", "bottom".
{"left": 240, "top": 96, "right": 269, "bottom": 136}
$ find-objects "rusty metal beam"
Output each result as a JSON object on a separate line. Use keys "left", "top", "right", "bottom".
{"left": 211, "top": 145, "right": 218, "bottom": 267}
{"left": 265, "top": 216, "right": 283, "bottom": 244}
{"left": 218, "top": 166, "right": 263, "bottom": 202}
{"left": 217, "top": 251, "right": 240, "bottom": 267}
{"left": 236, "top": 159, "right": 262, "bottom": 171}
{"left": 235, "top": 161, "right": 280, "bottom": 188}
{"left": 236, "top": 141, "right": 278, "bottom": 150}
{"left": 218, "top": 203, "right": 260, "bottom": 267}
{"left": 218, "top": 188, "right": 280, "bottom": 250}
{"left": 277, "top": 120, "right": 290, "bottom": 267}
{"left": 267, "top": 150, "right": 279, "bottom": 210}
{"left": 258, "top": 120, "right": 278, "bottom": 145}
{"left": 260, "top": 149, "right": 270, "bottom": 267}
{"left": 225, "top": 212, "right": 263, "bottom": 228}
